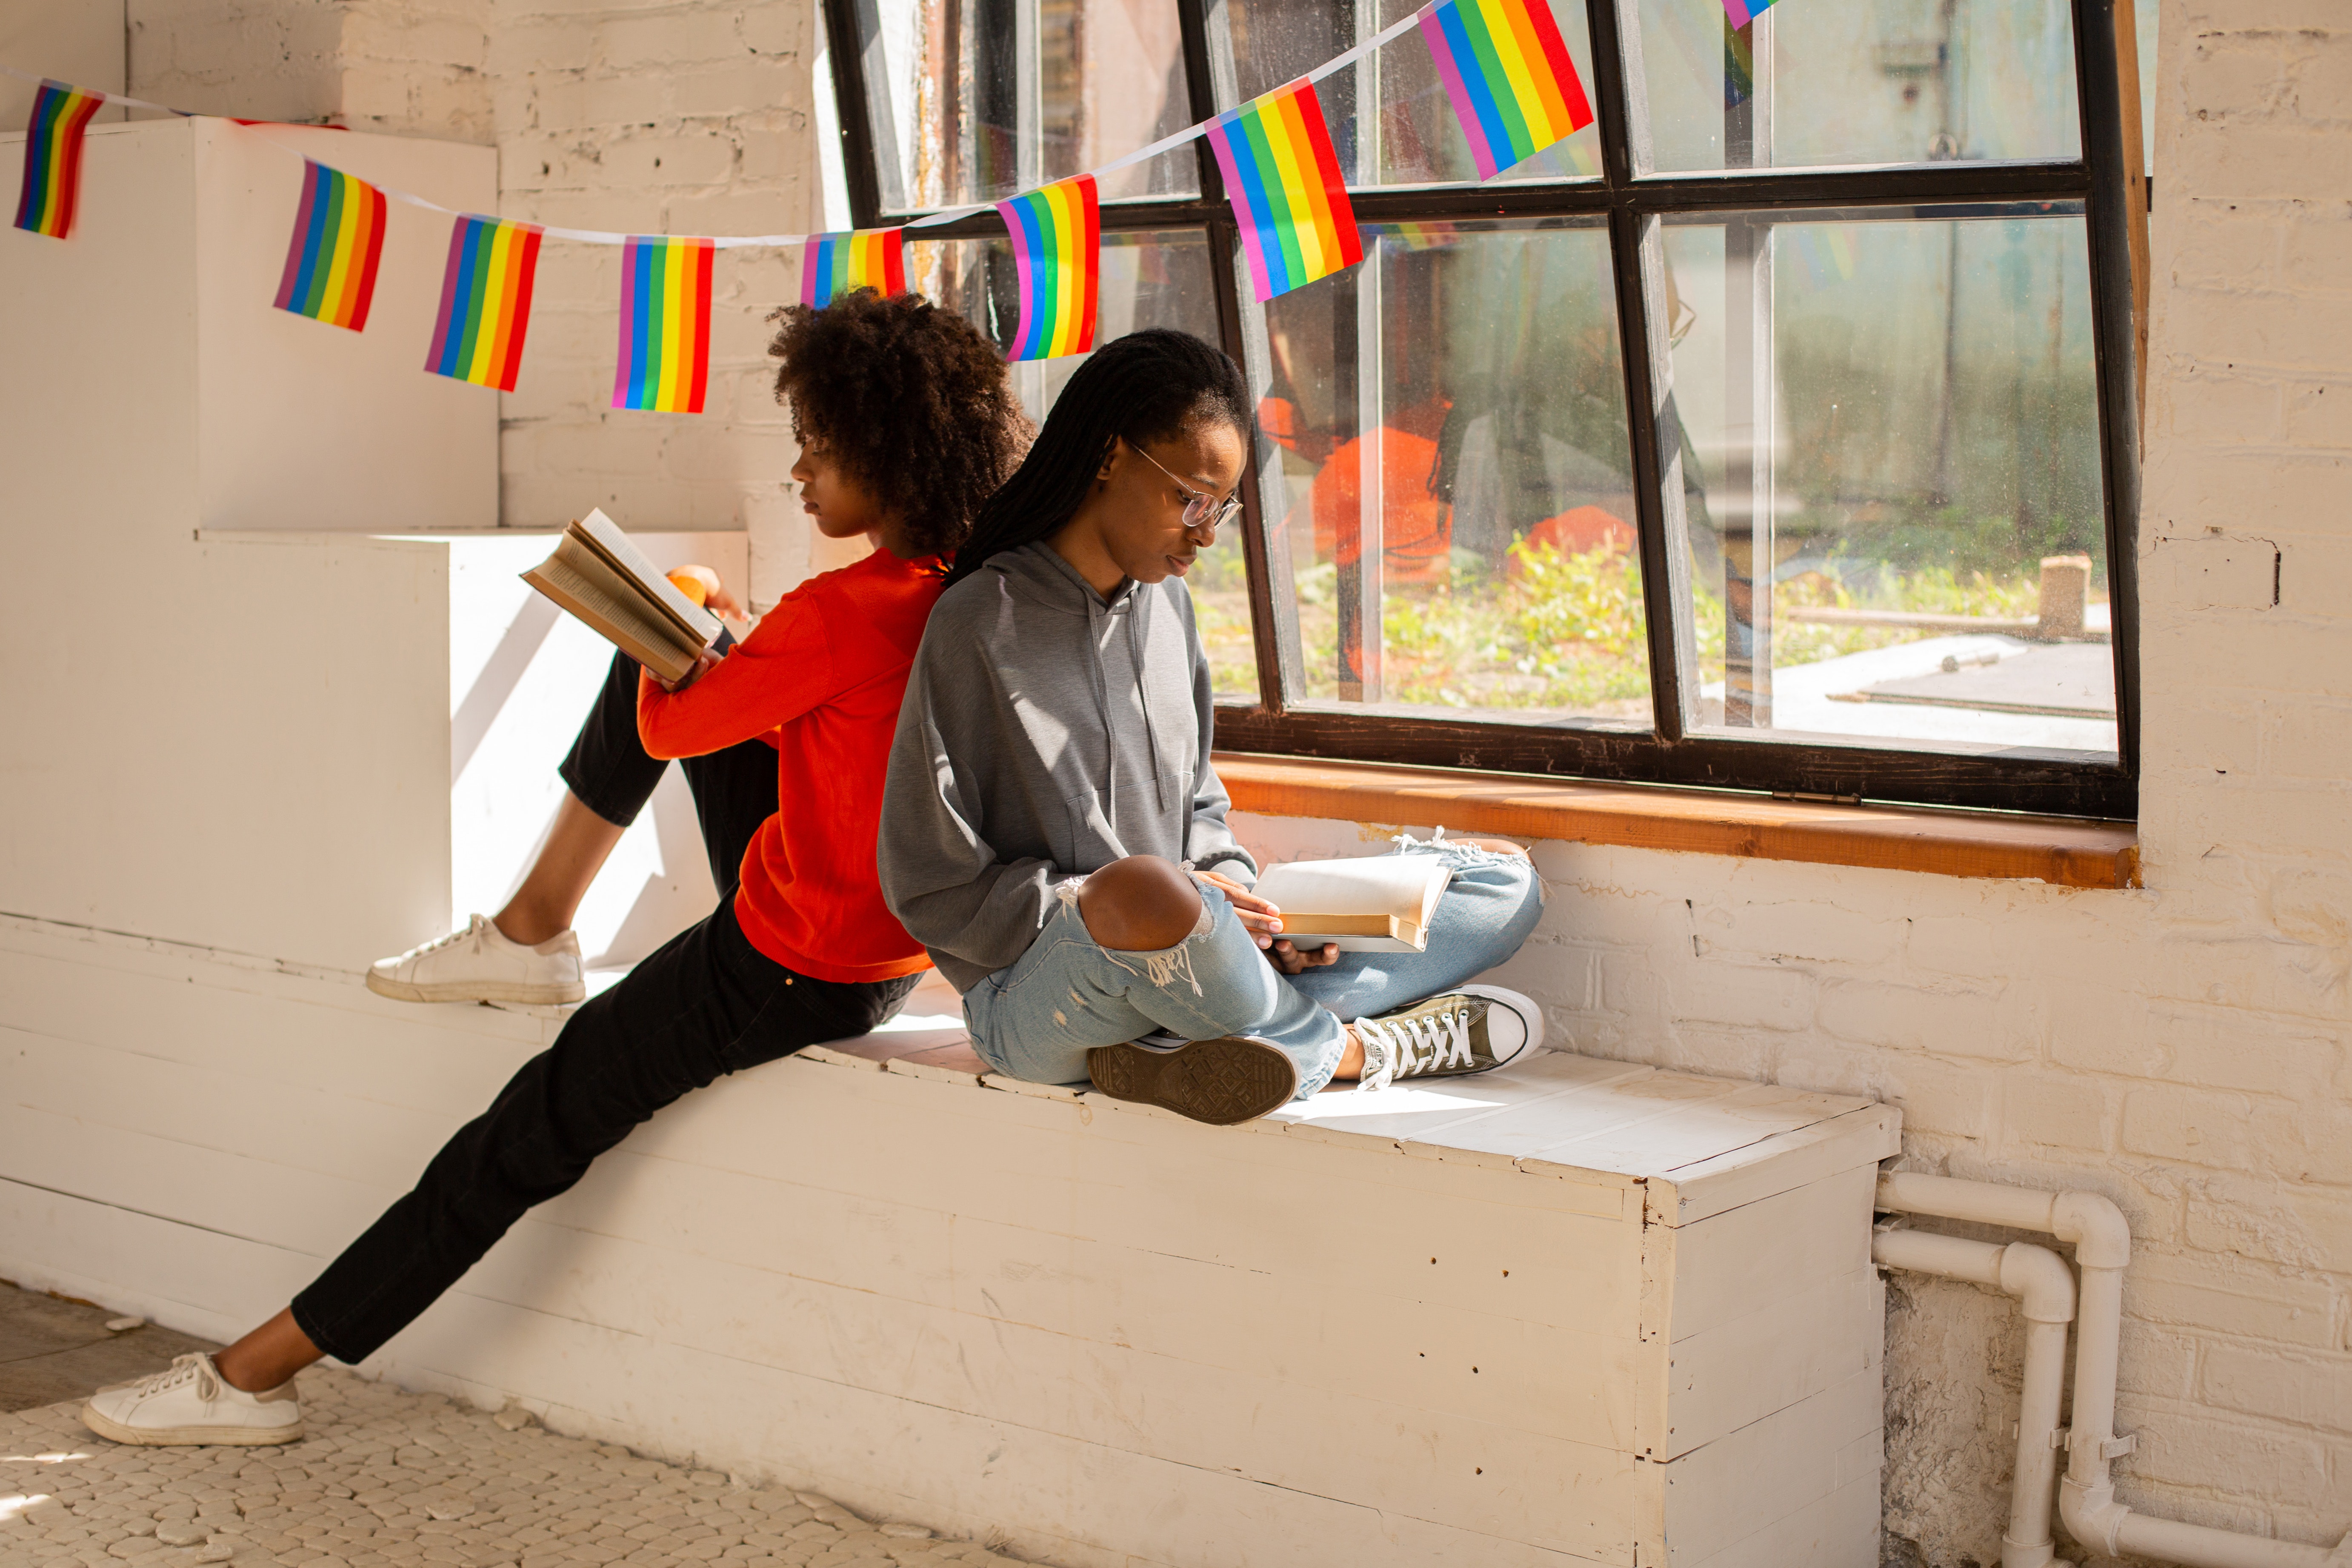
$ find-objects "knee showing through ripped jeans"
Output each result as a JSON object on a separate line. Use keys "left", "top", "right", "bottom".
{"left": 1074, "top": 855, "right": 1205, "bottom": 953}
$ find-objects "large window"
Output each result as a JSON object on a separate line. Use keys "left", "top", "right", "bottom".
{"left": 826, "top": 0, "right": 2143, "bottom": 817}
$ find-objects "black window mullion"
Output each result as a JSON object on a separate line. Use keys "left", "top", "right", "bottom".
{"left": 1584, "top": 0, "right": 1687, "bottom": 744}
{"left": 1183, "top": 0, "right": 1298, "bottom": 715}
{"left": 819, "top": 0, "right": 886, "bottom": 229}
{"left": 818, "top": 0, "right": 2143, "bottom": 819}
{"left": 2070, "top": 0, "right": 2144, "bottom": 798}
{"left": 882, "top": 199, "right": 1229, "bottom": 238}
{"left": 883, "top": 166, "right": 2095, "bottom": 234}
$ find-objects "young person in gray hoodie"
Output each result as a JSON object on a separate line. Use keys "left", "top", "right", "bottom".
{"left": 879, "top": 329, "right": 1546, "bottom": 1125}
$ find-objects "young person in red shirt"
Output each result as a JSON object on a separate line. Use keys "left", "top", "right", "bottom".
{"left": 81, "top": 291, "right": 1029, "bottom": 1445}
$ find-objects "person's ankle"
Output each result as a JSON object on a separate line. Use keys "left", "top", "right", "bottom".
{"left": 210, "top": 1349, "right": 283, "bottom": 1395}
{"left": 491, "top": 908, "right": 564, "bottom": 947}
{"left": 1325, "top": 1024, "right": 1365, "bottom": 1085}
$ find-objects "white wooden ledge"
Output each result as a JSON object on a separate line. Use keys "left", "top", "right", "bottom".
{"left": 0, "top": 910, "right": 1897, "bottom": 1568}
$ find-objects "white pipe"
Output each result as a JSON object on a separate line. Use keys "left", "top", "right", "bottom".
{"left": 1875, "top": 1173, "right": 2352, "bottom": 1568}
{"left": 2106, "top": 1511, "right": 2352, "bottom": 1568}
{"left": 1872, "top": 1228, "right": 2074, "bottom": 1568}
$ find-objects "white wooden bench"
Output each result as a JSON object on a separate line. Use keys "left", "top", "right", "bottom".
{"left": 1, "top": 926, "right": 1896, "bottom": 1568}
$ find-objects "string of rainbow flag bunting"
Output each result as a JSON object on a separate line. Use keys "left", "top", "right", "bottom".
{"left": 6, "top": 0, "right": 1768, "bottom": 405}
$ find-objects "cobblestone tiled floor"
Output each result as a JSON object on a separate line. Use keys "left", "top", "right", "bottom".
{"left": 0, "top": 1368, "right": 1028, "bottom": 1568}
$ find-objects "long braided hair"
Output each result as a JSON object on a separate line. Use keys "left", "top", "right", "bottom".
{"left": 946, "top": 328, "right": 1252, "bottom": 586}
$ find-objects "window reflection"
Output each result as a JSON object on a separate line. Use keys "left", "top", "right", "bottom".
{"left": 1632, "top": 0, "right": 2083, "bottom": 173}
{"left": 858, "top": 0, "right": 1197, "bottom": 211}
{"left": 1204, "top": 0, "right": 1598, "bottom": 187}
{"left": 1656, "top": 207, "right": 2115, "bottom": 755}
{"left": 1245, "top": 218, "right": 1647, "bottom": 723}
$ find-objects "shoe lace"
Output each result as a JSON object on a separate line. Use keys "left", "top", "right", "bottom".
{"left": 129, "top": 1354, "right": 221, "bottom": 1402}
{"left": 1355, "top": 1003, "right": 1473, "bottom": 1092}
{"left": 406, "top": 914, "right": 492, "bottom": 963}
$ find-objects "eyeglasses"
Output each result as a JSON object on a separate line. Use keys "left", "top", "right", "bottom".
{"left": 1126, "top": 438, "right": 1242, "bottom": 534}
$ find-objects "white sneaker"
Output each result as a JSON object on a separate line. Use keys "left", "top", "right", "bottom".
{"left": 1354, "top": 985, "right": 1545, "bottom": 1092}
{"left": 81, "top": 1354, "right": 303, "bottom": 1446}
{"left": 366, "top": 914, "right": 585, "bottom": 1005}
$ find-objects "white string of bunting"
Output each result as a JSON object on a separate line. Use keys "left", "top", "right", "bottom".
{"left": 5, "top": 0, "right": 1725, "bottom": 402}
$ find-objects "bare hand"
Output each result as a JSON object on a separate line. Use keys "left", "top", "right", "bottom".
{"left": 669, "top": 565, "right": 748, "bottom": 625}
{"left": 1193, "top": 869, "right": 1339, "bottom": 974}
{"left": 659, "top": 646, "right": 723, "bottom": 694}
{"left": 704, "top": 582, "right": 747, "bottom": 623}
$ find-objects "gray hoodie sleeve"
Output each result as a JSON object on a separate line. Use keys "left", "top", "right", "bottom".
{"left": 1178, "top": 588, "right": 1258, "bottom": 890}
{"left": 878, "top": 640, "right": 1066, "bottom": 980}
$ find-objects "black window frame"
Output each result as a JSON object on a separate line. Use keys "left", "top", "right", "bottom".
{"left": 821, "top": 0, "right": 2143, "bottom": 819}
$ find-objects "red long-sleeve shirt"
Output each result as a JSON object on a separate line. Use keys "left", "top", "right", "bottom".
{"left": 637, "top": 548, "right": 945, "bottom": 984}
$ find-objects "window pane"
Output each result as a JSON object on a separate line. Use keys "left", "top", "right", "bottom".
{"left": 1239, "top": 217, "right": 1648, "bottom": 725}
{"left": 1204, "top": 0, "right": 1601, "bottom": 186}
{"left": 1630, "top": 0, "right": 2082, "bottom": 173}
{"left": 1652, "top": 206, "right": 2115, "bottom": 757}
{"left": 908, "top": 228, "right": 1262, "bottom": 700}
{"left": 2134, "top": 0, "right": 2156, "bottom": 174}
{"left": 857, "top": 0, "right": 1198, "bottom": 211}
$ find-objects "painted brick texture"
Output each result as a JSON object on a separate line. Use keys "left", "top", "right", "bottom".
{"left": 1238, "top": 10, "right": 2352, "bottom": 1559}
{"left": 127, "top": 0, "right": 827, "bottom": 608}
{"left": 487, "top": 0, "right": 822, "bottom": 556}
{"left": 103, "top": 0, "right": 2352, "bottom": 1564}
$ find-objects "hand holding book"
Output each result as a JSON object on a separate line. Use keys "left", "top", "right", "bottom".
{"left": 1246, "top": 855, "right": 1453, "bottom": 953}
{"left": 658, "top": 644, "right": 726, "bottom": 694}
{"left": 1193, "top": 868, "right": 1340, "bottom": 974}
{"left": 520, "top": 508, "right": 724, "bottom": 685}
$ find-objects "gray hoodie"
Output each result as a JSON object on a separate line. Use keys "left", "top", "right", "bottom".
{"left": 878, "top": 542, "right": 1257, "bottom": 993}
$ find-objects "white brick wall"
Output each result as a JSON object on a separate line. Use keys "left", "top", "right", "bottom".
{"left": 487, "top": 0, "right": 821, "bottom": 552}
{"left": 125, "top": 0, "right": 826, "bottom": 606}
{"left": 88, "top": 0, "right": 2352, "bottom": 1561}
{"left": 1249, "top": 8, "right": 2352, "bottom": 1560}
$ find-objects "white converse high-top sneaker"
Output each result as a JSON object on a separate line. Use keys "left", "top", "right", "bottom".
{"left": 81, "top": 1354, "right": 303, "bottom": 1446}
{"left": 366, "top": 914, "right": 585, "bottom": 1005}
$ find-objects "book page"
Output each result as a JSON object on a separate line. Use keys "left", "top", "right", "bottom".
{"left": 571, "top": 508, "right": 722, "bottom": 648}
{"left": 554, "top": 535, "right": 703, "bottom": 663}
{"left": 1254, "top": 854, "right": 1451, "bottom": 917}
{"left": 523, "top": 549, "right": 700, "bottom": 684}
{"left": 1252, "top": 855, "right": 1452, "bottom": 951}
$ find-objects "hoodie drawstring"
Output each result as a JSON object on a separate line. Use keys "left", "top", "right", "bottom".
{"left": 1081, "top": 593, "right": 1118, "bottom": 834}
{"left": 1074, "top": 578, "right": 1178, "bottom": 841}
{"left": 1131, "top": 594, "right": 1169, "bottom": 814}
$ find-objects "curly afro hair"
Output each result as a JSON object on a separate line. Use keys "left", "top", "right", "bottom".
{"left": 768, "top": 290, "right": 1030, "bottom": 560}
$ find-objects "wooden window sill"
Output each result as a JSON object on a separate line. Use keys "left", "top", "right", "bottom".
{"left": 1214, "top": 753, "right": 2139, "bottom": 890}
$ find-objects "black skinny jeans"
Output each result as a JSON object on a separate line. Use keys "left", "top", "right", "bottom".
{"left": 291, "top": 651, "right": 917, "bottom": 1365}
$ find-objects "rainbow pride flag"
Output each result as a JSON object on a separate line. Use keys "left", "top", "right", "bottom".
{"left": 997, "top": 175, "right": 1100, "bottom": 362}
{"left": 1792, "top": 225, "right": 1859, "bottom": 287}
{"left": 1205, "top": 80, "right": 1362, "bottom": 303}
{"left": 1723, "top": 15, "right": 1757, "bottom": 107}
{"left": 14, "top": 80, "right": 107, "bottom": 239}
{"left": 800, "top": 228, "right": 905, "bottom": 308}
{"left": 1723, "top": 0, "right": 1776, "bottom": 28}
{"left": 614, "top": 236, "right": 715, "bottom": 413}
{"left": 424, "top": 215, "right": 544, "bottom": 392}
{"left": 273, "top": 160, "right": 389, "bottom": 331}
{"left": 1416, "top": 0, "right": 1593, "bottom": 181}
{"left": 1389, "top": 220, "right": 1460, "bottom": 251}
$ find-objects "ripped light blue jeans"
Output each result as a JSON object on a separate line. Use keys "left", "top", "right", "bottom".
{"left": 962, "top": 837, "right": 1543, "bottom": 1100}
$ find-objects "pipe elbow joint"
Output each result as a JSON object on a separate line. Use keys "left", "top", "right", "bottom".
{"left": 2060, "top": 1475, "right": 2130, "bottom": 1557}
{"left": 2052, "top": 1191, "right": 2132, "bottom": 1268}
{"left": 1999, "top": 1242, "right": 2077, "bottom": 1324}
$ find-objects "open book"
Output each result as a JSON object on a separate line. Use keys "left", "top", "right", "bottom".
{"left": 1252, "top": 854, "right": 1452, "bottom": 953}
{"left": 520, "top": 509, "right": 723, "bottom": 686}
